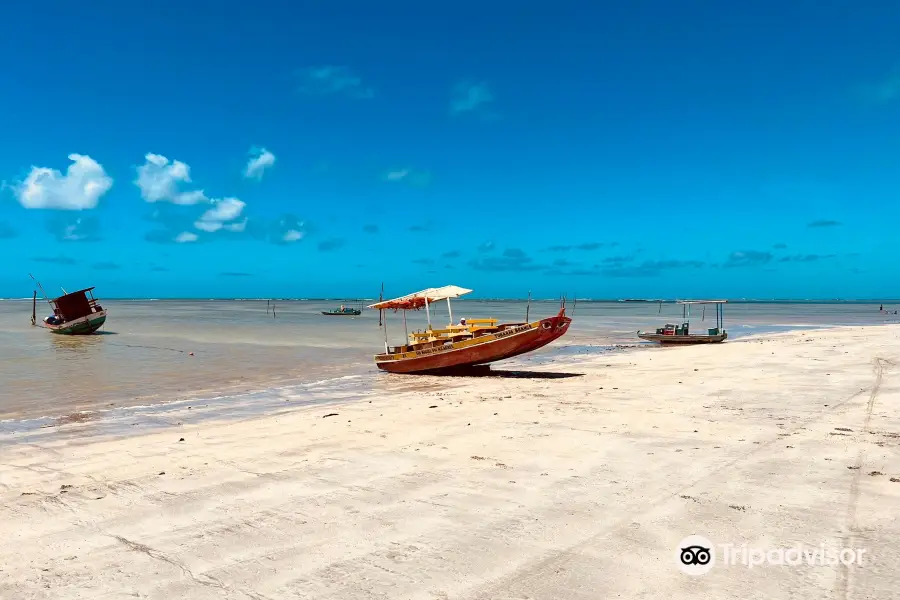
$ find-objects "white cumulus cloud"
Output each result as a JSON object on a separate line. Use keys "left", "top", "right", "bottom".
{"left": 283, "top": 229, "right": 304, "bottom": 242}
{"left": 135, "top": 153, "right": 208, "bottom": 205}
{"left": 14, "top": 154, "right": 112, "bottom": 210}
{"left": 224, "top": 218, "right": 247, "bottom": 232}
{"left": 244, "top": 148, "right": 276, "bottom": 180}
{"left": 175, "top": 231, "right": 198, "bottom": 243}
{"left": 194, "top": 197, "right": 246, "bottom": 232}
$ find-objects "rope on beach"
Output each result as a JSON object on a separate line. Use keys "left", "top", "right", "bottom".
{"left": 106, "top": 342, "right": 190, "bottom": 354}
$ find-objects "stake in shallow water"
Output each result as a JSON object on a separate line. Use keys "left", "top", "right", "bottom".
{"left": 28, "top": 274, "right": 54, "bottom": 325}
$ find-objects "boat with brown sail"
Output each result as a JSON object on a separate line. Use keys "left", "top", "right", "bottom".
{"left": 30, "top": 276, "right": 108, "bottom": 335}
{"left": 637, "top": 299, "right": 727, "bottom": 344}
{"left": 368, "top": 285, "right": 572, "bottom": 374}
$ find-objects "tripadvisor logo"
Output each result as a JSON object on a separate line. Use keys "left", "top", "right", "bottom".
{"left": 677, "top": 535, "right": 715, "bottom": 575}
{"left": 675, "top": 535, "right": 866, "bottom": 576}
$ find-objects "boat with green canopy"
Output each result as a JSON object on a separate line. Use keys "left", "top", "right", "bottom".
{"left": 322, "top": 303, "right": 362, "bottom": 316}
{"left": 637, "top": 300, "right": 727, "bottom": 344}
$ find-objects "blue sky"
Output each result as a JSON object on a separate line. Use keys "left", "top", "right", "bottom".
{"left": 1, "top": 0, "right": 898, "bottom": 299}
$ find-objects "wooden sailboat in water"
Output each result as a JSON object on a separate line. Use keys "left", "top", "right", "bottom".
{"left": 31, "top": 276, "right": 108, "bottom": 335}
{"left": 322, "top": 302, "right": 362, "bottom": 316}
{"left": 368, "top": 285, "right": 571, "bottom": 374}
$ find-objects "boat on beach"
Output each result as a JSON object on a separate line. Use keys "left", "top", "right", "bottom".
{"left": 33, "top": 286, "right": 108, "bottom": 335}
{"left": 367, "top": 285, "right": 572, "bottom": 374}
{"left": 637, "top": 299, "right": 727, "bottom": 344}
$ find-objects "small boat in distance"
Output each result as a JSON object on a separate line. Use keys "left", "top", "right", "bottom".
{"left": 368, "top": 285, "right": 571, "bottom": 374}
{"left": 637, "top": 299, "right": 727, "bottom": 344}
{"left": 322, "top": 303, "right": 362, "bottom": 316}
{"left": 34, "top": 286, "right": 108, "bottom": 335}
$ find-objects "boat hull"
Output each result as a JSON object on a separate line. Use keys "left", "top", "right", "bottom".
{"left": 46, "top": 311, "right": 107, "bottom": 335}
{"left": 637, "top": 331, "right": 727, "bottom": 344}
{"left": 322, "top": 311, "right": 361, "bottom": 316}
{"left": 375, "top": 310, "right": 571, "bottom": 374}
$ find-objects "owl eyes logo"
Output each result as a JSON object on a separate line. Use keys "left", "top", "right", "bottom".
{"left": 676, "top": 536, "right": 716, "bottom": 575}
{"left": 680, "top": 545, "right": 711, "bottom": 565}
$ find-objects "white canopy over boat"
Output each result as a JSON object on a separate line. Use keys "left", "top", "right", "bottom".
{"left": 367, "top": 285, "right": 473, "bottom": 310}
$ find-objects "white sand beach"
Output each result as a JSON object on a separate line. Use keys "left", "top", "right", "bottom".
{"left": 1, "top": 325, "right": 899, "bottom": 599}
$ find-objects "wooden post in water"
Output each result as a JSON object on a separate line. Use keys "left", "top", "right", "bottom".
{"left": 31, "top": 291, "right": 37, "bottom": 326}
{"left": 378, "top": 282, "right": 384, "bottom": 327}
{"left": 525, "top": 290, "right": 531, "bottom": 323}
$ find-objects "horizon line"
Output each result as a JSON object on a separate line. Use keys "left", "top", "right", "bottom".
{"left": 2, "top": 297, "right": 899, "bottom": 304}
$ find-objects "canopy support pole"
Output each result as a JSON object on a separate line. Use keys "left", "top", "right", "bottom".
{"left": 403, "top": 310, "right": 408, "bottom": 343}
{"left": 446, "top": 297, "right": 453, "bottom": 325}
{"left": 383, "top": 312, "right": 389, "bottom": 353}
{"left": 425, "top": 299, "right": 431, "bottom": 328}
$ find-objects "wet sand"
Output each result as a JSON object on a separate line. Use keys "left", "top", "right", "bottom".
{"left": 1, "top": 325, "right": 899, "bottom": 599}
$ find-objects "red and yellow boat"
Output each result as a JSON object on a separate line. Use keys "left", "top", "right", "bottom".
{"left": 368, "top": 285, "right": 572, "bottom": 374}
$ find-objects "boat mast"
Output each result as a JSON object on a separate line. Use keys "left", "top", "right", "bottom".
{"left": 28, "top": 274, "right": 54, "bottom": 310}
{"left": 31, "top": 291, "right": 36, "bottom": 326}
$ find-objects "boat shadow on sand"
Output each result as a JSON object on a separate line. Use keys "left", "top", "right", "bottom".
{"left": 419, "top": 365, "right": 584, "bottom": 379}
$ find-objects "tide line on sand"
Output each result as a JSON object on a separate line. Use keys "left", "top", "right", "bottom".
{"left": 0, "top": 374, "right": 370, "bottom": 442}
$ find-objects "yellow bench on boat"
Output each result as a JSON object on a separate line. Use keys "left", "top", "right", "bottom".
{"left": 408, "top": 320, "right": 500, "bottom": 342}
{"left": 410, "top": 329, "right": 462, "bottom": 341}
{"left": 465, "top": 318, "right": 497, "bottom": 326}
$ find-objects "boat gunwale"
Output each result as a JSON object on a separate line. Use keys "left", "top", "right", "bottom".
{"left": 43, "top": 310, "right": 108, "bottom": 335}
